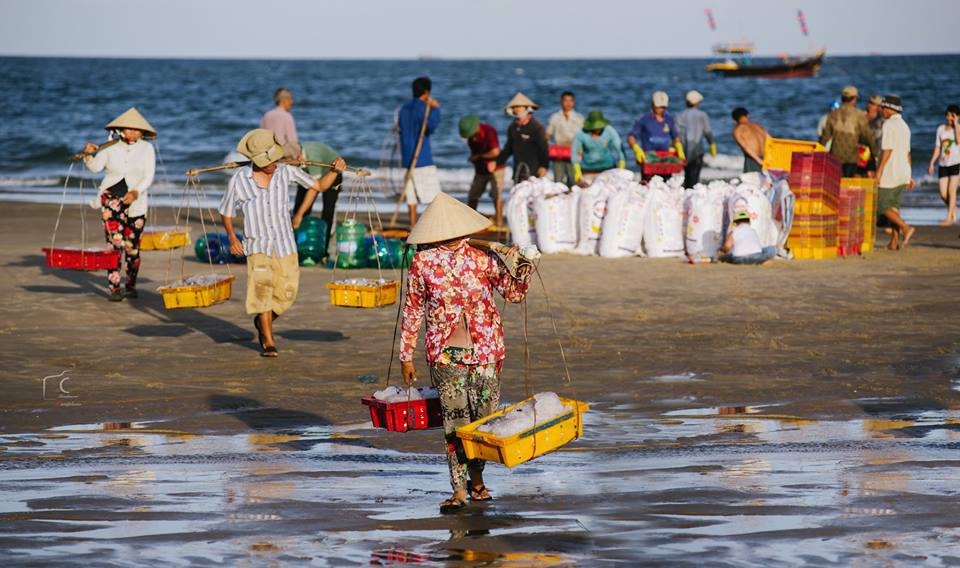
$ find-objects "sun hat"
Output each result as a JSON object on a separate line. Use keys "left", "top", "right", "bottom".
{"left": 582, "top": 110, "right": 611, "bottom": 132}
{"left": 841, "top": 85, "right": 858, "bottom": 99}
{"left": 651, "top": 91, "right": 669, "bottom": 108}
{"left": 406, "top": 192, "right": 492, "bottom": 245}
{"left": 503, "top": 92, "right": 540, "bottom": 116}
{"left": 459, "top": 115, "right": 480, "bottom": 138}
{"left": 685, "top": 90, "right": 704, "bottom": 105}
{"left": 881, "top": 95, "right": 903, "bottom": 113}
{"left": 105, "top": 107, "right": 157, "bottom": 139}
{"left": 301, "top": 142, "right": 339, "bottom": 176}
{"left": 237, "top": 128, "right": 284, "bottom": 167}
{"left": 732, "top": 210, "right": 751, "bottom": 223}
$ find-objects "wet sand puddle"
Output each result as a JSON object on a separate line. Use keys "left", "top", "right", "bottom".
{"left": 2, "top": 396, "right": 960, "bottom": 565}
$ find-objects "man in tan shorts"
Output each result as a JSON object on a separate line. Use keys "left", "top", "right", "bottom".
{"left": 219, "top": 129, "right": 345, "bottom": 357}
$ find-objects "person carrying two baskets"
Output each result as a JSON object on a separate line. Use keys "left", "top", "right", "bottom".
{"left": 399, "top": 193, "right": 534, "bottom": 513}
{"left": 219, "top": 129, "right": 345, "bottom": 357}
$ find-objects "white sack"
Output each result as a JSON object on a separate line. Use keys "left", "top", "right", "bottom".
{"left": 598, "top": 183, "right": 649, "bottom": 258}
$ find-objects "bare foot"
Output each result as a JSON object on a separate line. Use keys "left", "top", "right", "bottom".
{"left": 900, "top": 226, "right": 916, "bottom": 248}
{"left": 940, "top": 218, "right": 955, "bottom": 227}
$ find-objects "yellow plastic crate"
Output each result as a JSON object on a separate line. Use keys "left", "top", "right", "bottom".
{"left": 140, "top": 226, "right": 191, "bottom": 251}
{"left": 791, "top": 246, "right": 838, "bottom": 260}
{"left": 794, "top": 198, "right": 838, "bottom": 216}
{"left": 326, "top": 280, "right": 399, "bottom": 308}
{"left": 840, "top": 178, "right": 878, "bottom": 253}
{"left": 456, "top": 396, "right": 588, "bottom": 468}
{"left": 763, "top": 138, "right": 826, "bottom": 172}
{"left": 158, "top": 275, "right": 235, "bottom": 309}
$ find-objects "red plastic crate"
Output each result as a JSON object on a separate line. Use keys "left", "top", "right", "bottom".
{"left": 361, "top": 394, "right": 442, "bottom": 432}
{"left": 42, "top": 247, "right": 120, "bottom": 271}
{"left": 643, "top": 150, "right": 685, "bottom": 177}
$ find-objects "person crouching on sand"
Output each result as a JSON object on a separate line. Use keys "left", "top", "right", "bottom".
{"left": 399, "top": 193, "right": 533, "bottom": 513}
{"left": 719, "top": 210, "right": 775, "bottom": 265}
{"left": 83, "top": 107, "right": 157, "bottom": 302}
{"left": 219, "top": 129, "right": 345, "bottom": 357}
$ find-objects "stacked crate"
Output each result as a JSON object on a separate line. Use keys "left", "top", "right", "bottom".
{"left": 839, "top": 178, "right": 878, "bottom": 255}
{"left": 837, "top": 179, "right": 865, "bottom": 256}
{"left": 788, "top": 152, "right": 841, "bottom": 259}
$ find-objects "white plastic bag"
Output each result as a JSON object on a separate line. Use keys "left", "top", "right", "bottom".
{"left": 643, "top": 180, "right": 686, "bottom": 258}
{"left": 533, "top": 183, "right": 579, "bottom": 254}
{"left": 506, "top": 178, "right": 545, "bottom": 247}
{"left": 598, "top": 183, "right": 649, "bottom": 258}
{"left": 684, "top": 183, "right": 727, "bottom": 260}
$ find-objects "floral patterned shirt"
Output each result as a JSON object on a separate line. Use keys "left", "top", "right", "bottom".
{"left": 400, "top": 239, "right": 531, "bottom": 366}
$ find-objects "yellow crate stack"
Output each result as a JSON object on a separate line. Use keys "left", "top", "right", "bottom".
{"left": 788, "top": 152, "right": 842, "bottom": 260}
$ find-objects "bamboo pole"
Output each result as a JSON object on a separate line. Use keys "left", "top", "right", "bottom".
{"left": 185, "top": 159, "right": 370, "bottom": 178}
{"left": 389, "top": 101, "right": 432, "bottom": 227}
{"left": 69, "top": 139, "right": 120, "bottom": 161}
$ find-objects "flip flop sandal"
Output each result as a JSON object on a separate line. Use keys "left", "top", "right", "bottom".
{"left": 439, "top": 497, "right": 468, "bottom": 514}
{"left": 468, "top": 484, "right": 492, "bottom": 502}
{"left": 261, "top": 345, "right": 279, "bottom": 358}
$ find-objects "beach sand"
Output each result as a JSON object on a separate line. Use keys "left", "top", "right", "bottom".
{"left": 2, "top": 202, "right": 960, "bottom": 564}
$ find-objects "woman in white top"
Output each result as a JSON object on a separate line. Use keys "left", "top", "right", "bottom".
{"left": 927, "top": 104, "right": 960, "bottom": 225}
{"left": 83, "top": 107, "right": 156, "bottom": 301}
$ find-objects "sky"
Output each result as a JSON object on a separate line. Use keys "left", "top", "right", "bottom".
{"left": 1, "top": 0, "right": 955, "bottom": 59}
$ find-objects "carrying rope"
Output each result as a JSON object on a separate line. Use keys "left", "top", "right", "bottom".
{"left": 50, "top": 162, "right": 93, "bottom": 267}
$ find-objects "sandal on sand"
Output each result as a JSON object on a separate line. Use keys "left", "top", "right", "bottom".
{"left": 261, "top": 345, "right": 279, "bottom": 358}
{"left": 469, "top": 484, "right": 492, "bottom": 502}
{"left": 439, "top": 496, "right": 468, "bottom": 514}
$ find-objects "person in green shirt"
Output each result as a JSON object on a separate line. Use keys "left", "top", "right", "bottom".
{"left": 570, "top": 110, "right": 626, "bottom": 186}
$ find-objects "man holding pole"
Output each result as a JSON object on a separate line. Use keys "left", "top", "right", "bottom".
{"left": 219, "top": 129, "right": 345, "bottom": 357}
{"left": 397, "top": 76, "right": 442, "bottom": 227}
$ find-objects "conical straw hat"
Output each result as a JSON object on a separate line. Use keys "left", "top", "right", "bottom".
{"left": 406, "top": 192, "right": 492, "bottom": 244}
{"left": 105, "top": 107, "right": 157, "bottom": 138}
{"left": 503, "top": 92, "right": 540, "bottom": 116}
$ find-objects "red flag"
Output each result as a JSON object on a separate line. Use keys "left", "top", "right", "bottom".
{"left": 705, "top": 8, "right": 717, "bottom": 31}
{"left": 797, "top": 10, "right": 809, "bottom": 36}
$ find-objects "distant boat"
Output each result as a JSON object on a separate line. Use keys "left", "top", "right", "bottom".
{"left": 707, "top": 44, "right": 825, "bottom": 79}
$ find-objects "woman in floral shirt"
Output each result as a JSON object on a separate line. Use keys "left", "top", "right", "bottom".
{"left": 400, "top": 193, "right": 532, "bottom": 513}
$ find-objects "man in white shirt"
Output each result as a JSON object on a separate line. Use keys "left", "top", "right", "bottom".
{"left": 260, "top": 88, "right": 301, "bottom": 159}
{"left": 219, "top": 129, "right": 345, "bottom": 357}
{"left": 546, "top": 91, "right": 584, "bottom": 187}
{"left": 875, "top": 95, "right": 915, "bottom": 250}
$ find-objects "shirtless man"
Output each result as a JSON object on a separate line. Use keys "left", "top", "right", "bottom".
{"left": 731, "top": 107, "right": 769, "bottom": 173}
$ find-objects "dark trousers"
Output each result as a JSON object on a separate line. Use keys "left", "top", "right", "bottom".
{"left": 683, "top": 156, "right": 704, "bottom": 189}
{"left": 294, "top": 175, "right": 342, "bottom": 255}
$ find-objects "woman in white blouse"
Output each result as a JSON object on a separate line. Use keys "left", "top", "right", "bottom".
{"left": 83, "top": 107, "right": 156, "bottom": 301}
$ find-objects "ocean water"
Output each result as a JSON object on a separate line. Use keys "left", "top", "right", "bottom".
{"left": 1, "top": 55, "right": 957, "bottom": 223}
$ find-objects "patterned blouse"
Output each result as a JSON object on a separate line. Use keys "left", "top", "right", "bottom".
{"left": 400, "top": 239, "right": 531, "bottom": 366}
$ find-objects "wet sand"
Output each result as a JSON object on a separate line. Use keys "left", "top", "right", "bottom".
{"left": 2, "top": 202, "right": 960, "bottom": 565}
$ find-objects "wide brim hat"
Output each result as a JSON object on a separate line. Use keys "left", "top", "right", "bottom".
{"left": 301, "top": 141, "right": 339, "bottom": 176}
{"left": 105, "top": 107, "right": 157, "bottom": 139}
{"left": 459, "top": 114, "right": 480, "bottom": 138}
{"left": 406, "top": 192, "right": 492, "bottom": 244}
{"left": 582, "top": 110, "right": 610, "bottom": 132}
{"left": 236, "top": 128, "right": 284, "bottom": 167}
{"left": 881, "top": 95, "right": 903, "bottom": 113}
{"left": 504, "top": 92, "right": 540, "bottom": 116}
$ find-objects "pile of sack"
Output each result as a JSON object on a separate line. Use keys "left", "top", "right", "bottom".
{"left": 506, "top": 171, "right": 794, "bottom": 261}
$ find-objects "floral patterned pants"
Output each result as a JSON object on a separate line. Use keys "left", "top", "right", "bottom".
{"left": 100, "top": 194, "right": 145, "bottom": 293}
{"left": 429, "top": 347, "right": 502, "bottom": 492}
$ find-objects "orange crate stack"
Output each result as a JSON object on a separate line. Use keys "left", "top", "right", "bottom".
{"left": 788, "top": 153, "right": 841, "bottom": 259}
{"left": 840, "top": 177, "right": 878, "bottom": 253}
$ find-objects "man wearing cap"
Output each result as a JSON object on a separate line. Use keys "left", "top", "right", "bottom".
{"left": 496, "top": 92, "right": 549, "bottom": 183}
{"left": 546, "top": 91, "right": 584, "bottom": 187}
{"left": 293, "top": 141, "right": 342, "bottom": 257}
{"left": 83, "top": 107, "right": 157, "bottom": 301}
{"left": 819, "top": 86, "right": 877, "bottom": 177}
{"left": 260, "top": 88, "right": 301, "bottom": 159}
{"left": 875, "top": 95, "right": 916, "bottom": 249}
{"left": 459, "top": 115, "right": 505, "bottom": 227}
{"left": 675, "top": 90, "right": 717, "bottom": 188}
{"left": 219, "top": 129, "right": 346, "bottom": 357}
{"left": 570, "top": 110, "right": 626, "bottom": 186}
{"left": 399, "top": 193, "right": 533, "bottom": 513}
{"left": 397, "top": 76, "right": 442, "bottom": 226}
{"left": 627, "top": 91, "right": 685, "bottom": 167}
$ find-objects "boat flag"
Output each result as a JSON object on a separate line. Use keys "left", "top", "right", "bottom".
{"left": 705, "top": 8, "right": 716, "bottom": 31}
{"left": 797, "top": 10, "right": 809, "bottom": 36}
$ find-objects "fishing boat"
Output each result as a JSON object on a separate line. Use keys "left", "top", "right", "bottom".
{"left": 706, "top": 43, "right": 825, "bottom": 79}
